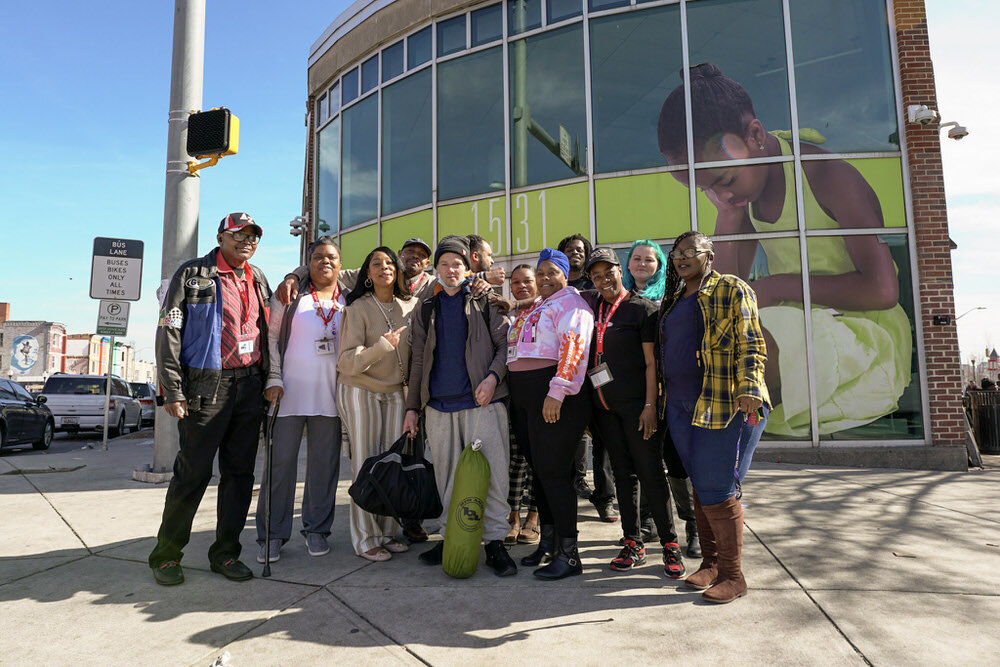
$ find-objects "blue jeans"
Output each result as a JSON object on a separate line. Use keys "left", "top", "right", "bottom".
{"left": 666, "top": 399, "right": 769, "bottom": 506}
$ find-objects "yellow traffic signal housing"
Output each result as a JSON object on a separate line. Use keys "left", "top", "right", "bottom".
{"left": 187, "top": 107, "right": 239, "bottom": 157}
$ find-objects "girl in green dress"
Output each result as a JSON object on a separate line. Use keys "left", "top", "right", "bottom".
{"left": 656, "top": 63, "right": 911, "bottom": 438}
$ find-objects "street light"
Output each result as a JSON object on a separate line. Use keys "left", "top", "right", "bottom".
{"left": 956, "top": 306, "right": 987, "bottom": 320}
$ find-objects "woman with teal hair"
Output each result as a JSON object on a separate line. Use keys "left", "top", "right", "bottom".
{"left": 623, "top": 240, "right": 668, "bottom": 304}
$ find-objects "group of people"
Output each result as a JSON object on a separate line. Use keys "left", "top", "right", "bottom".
{"left": 147, "top": 209, "right": 770, "bottom": 605}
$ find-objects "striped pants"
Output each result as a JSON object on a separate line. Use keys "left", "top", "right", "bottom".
{"left": 336, "top": 383, "right": 406, "bottom": 555}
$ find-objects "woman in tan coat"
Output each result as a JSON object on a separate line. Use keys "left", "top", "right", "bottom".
{"left": 337, "top": 246, "right": 417, "bottom": 561}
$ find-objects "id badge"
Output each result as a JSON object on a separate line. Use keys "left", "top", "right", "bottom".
{"left": 237, "top": 337, "right": 255, "bottom": 355}
{"left": 507, "top": 344, "right": 517, "bottom": 361}
{"left": 588, "top": 363, "right": 613, "bottom": 388}
{"left": 315, "top": 338, "right": 336, "bottom": 355}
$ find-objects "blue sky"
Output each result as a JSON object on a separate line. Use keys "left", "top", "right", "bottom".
{"left": 0, "top": 0, "right": 353, "bottom": 362}
{"left": 0, "top": 0, "right": 995, "bottom": 368}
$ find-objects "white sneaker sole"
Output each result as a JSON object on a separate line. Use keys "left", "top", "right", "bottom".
{"left": 306, "top": 538, "right": 330, "bottom": 557}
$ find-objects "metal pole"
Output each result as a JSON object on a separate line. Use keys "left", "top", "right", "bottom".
{"left": 152, "top": 0, "right": 205, "bottom": 474}
{"left": 102, "top": 336, "right": 114, "bottom": 451}
{"left": 512, "top": 1, "right": 528, "bottom": 189}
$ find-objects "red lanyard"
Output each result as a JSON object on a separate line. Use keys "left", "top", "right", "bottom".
{"left": 509, "top": 301, "right": 539, "bottom": 344}
{"left": 310, "top": 285, "right": 340, "bottom": 333}
{"left": 595, "top": 290, "right": 627, "bottom": 357}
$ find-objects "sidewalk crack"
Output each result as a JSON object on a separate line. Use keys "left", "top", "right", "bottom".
{"left": 746, "top": 522, "right": 874, "bottom": 666}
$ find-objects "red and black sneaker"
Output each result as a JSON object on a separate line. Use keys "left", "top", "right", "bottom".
{"left": 610, "top": 539, "right": 647, "bottom": 571}
{"left": 662, "top": 542, "right": 686, "bottom": 579}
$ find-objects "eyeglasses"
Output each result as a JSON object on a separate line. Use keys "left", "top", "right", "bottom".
{"left": 668, "top": 249, "right": 709, "bottom": 261}
{"left": 226, "top": 231, "right": 259, "bottom": 244}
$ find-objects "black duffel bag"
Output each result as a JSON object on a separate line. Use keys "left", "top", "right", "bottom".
{"left": 349, "top": 434, "right": 442, "bottom": 523}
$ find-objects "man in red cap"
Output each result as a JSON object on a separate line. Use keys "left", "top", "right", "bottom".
{"left": 149, "top": 212, "right": 273, "bottom": 586}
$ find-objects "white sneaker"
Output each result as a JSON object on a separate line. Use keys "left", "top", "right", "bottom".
{"left": 306, "top": 533, "right": 330, "bottom": 557}
{"left": 256, "top": 539, "right": 282, "bottom": 563}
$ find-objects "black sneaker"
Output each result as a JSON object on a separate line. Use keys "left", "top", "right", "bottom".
{"left": 662, "top": 542, "right": 686, "bottom": 579}
{"left": 593, "top": 499, "right": 619, "bottom": 523}
{"left": 153, "top": 560, "right": 184, "bottom": 586}
{"left": 210, "top": 558, "right": 253, "bottom": 581}
{"left": 484, "top": 540, "right": 517, "bottom": 577}
{"left": 574, "top": 478, "right": 594, "bottom": 500}
{"left": 610, "top": 539, "right": 646, "bottom": 571}
{"left": 418, "top": 542, "right": 444, "bottom": 565}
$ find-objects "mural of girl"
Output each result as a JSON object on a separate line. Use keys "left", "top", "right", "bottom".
{"left": 657, "top": 63, "right": 912, "bottom": 438}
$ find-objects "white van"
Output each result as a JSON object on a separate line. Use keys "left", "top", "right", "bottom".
{"left": 40, "top": 374, "right": 142, "bottom": 437}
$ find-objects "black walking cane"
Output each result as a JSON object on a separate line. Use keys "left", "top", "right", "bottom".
{"left": 262, "top": 397, "right": 281, "bottom": 577}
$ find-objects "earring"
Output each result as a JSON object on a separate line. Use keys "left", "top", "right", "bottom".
{"left": 365, "top": 277, "right": 373, "bottom": 288}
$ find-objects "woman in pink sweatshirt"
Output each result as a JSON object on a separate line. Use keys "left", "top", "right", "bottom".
{"left": 506, "top": 248, "right": 594, "bottom": 580}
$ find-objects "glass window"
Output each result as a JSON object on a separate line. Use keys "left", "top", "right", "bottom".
{"left": 590, "top": 5, "right": 684, "bottom": 173}
{"left": 471, "top": 4, "right": 503, "bottom": 46}
{"left": 589, "top": 0, "right": 628, "bottom": 11}
{"left": 437, "top": 15, "right": 467, "bottom": 57}
{"left": 438, "top": 47, "right": 506, "bottom": 200}
{"left": 713, "top": 237, "right": 810, "bottom": 441}
{"left": 547, "top": 0, "right": 581, "bottom": 23}
{"left": 509, "top": 24, "right": 587, "bottom": 188}
{"left": 408, "top": 26, "right": 432, "bottom": 68}
{"left": 342, "top": 67, "right": 359, "bottom": 104}
{"left": 361, "top": 55, "right": 379, "bottom": 94}
{"left": 341, "top": 95, "right": 378, "bottom": 228}
{"left": 807, "top": 234, "right": 922, "bottom": 440}
{"left": 692, "top": 160, "right": 798, "bottom": 236}
{"left": 0, "top": 380, "right": 16, "bottom": 400}
{"left": 509, "top": 0, "right": 541, "bottom": 35}
{"left": 317, "top": 94, "right": 327, "bottom": 126}
{"left": 382, "top": 69, "right": 432, "bottom": 215}
{"left": 683, "top": 0, "right": 791, "bottom": 165}
{"left": 804, "top": 156, "right": 905, "bottom": 230}
{"left": 317, "top": 117, "right": 340, "bottom": 234}
{"left": 382, "top": 41, "right": 404, "bottom": 81}
{"left": 329, "top": 82, "right": 340, "bottom": 114}
{"left": 790, "top": 0, "right": 898, "bottom": 152}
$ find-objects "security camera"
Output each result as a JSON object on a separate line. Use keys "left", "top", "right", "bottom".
{"left": 907, "top": 104, "right": 938, "bottom": 125}
{"left": 940, "top": 121, "right": 969, "bottom": 140}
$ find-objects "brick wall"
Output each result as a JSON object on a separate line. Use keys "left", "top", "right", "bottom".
{"left": 895, "top": 0, "right": 965, "bottom": 447}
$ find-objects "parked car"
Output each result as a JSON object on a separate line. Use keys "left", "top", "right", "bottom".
{"left": 129, "top": 382, "right": 157, "bottom": 426}
{"left": 0, "top": 379, "right": 54, "bottom": 451}
{"left": 40, "top": 374, "right": 142, "bottom": 437}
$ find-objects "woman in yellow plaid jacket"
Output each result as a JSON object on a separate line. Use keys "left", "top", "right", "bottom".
{"left": 656, "top": 230, "right": 770, "bottom": 605}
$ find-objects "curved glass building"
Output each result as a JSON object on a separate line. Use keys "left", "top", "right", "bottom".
{"left": 304, "top": 0, "right": 966, "bottom": 465}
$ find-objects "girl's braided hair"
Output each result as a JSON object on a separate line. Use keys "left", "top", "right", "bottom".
{"left": 661, "top": 231, "right": 714, "bottom": 311}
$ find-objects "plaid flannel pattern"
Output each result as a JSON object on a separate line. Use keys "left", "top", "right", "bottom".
{"left": 657, "top": 271, "right": 770, "bottom": 429}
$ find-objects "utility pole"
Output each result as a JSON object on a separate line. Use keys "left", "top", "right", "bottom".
{"left": 144, "top": 0, "right": 206, "bottom": 480}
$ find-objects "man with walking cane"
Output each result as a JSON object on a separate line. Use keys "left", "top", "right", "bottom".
{"left": 148, "top": 212, "right": 273, "bottom": 586}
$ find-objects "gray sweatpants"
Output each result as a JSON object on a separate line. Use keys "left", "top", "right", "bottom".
{"left": 255, "top": 415, "right": 342, "bottom": 544}
{"left": 425, "top": 403, "right": 511, "bottom": 542}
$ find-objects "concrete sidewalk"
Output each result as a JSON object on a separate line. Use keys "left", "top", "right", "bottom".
{"left": 1, "top": 434, "right": 998, "bottom": 666}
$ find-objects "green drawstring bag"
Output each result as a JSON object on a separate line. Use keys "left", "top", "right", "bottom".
{"left": 442, "top": 439, "right": 491, "bottom": 579}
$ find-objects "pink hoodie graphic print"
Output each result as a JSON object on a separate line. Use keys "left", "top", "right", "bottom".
{"left": 507, "top": 287, "right": 594, "bottom": 401}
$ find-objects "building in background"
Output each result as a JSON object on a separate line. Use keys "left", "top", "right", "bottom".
{"left": 63, "top": 334, "right": 139, "bottom": 380}
{"left": 1, "top": 302, "right": 66, "bottom": 390}
{"left": 300, "top": 0, "right": 965, "bottom": 469}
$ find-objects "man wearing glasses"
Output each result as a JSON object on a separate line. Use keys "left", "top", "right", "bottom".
{"left": 149, "top": 212, "right": 273, "bottom": 586}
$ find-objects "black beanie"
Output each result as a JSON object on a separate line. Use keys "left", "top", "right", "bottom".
{"left": 434, "top": 235, "right": 471, "bottom": 269}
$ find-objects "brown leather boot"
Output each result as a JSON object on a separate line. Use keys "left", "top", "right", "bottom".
{"left": 701, "top": 496, "right": 747, "bottom": 604}
{"left": 684, "top": 491, "right": 718, "bottom": 590}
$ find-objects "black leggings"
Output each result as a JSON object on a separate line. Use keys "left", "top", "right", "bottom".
{"left": 594, "top": 399, "right": 677, "bottom": 545}
{"left": 509, "top": 367, "right": 592, "bottom": 538}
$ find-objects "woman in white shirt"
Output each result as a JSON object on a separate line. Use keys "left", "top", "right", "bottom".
{"left": 255, "top": 236, "right": 347, "bottom": 563}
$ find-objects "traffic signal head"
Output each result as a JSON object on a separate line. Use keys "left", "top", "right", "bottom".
{"left": 187, "top": 108, "right": 239, "bottom": 158}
